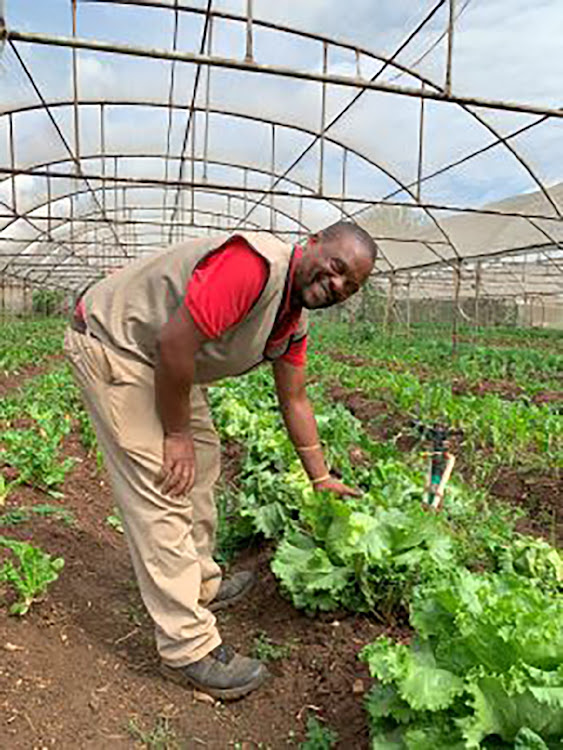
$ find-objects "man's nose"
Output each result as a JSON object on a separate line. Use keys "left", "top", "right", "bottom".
{"left": 330, "top": 275, "right": 347, "bottom": 301}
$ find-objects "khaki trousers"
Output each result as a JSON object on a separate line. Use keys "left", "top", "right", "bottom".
{"left": 64, "top": 327, "right": 222, "bottom": 666}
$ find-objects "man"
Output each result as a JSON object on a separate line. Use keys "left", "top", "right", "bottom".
{"left": 64, "top": 221, "right": 377, "bottom": 701}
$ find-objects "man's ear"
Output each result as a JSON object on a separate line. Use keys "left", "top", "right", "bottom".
{"left": 307, "top": 232, "right": 321, "bottom": 251}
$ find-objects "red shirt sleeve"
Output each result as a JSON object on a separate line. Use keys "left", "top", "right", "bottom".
{"left": 185, "top": 237, "right": 268, "bottom": 339}
{"left": 280, "top": 334, "right": 307, "bottom": 367}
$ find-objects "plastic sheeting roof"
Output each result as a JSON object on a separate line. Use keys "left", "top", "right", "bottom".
{"left": 0, "top": 0, "right": 562, "bottom": 299}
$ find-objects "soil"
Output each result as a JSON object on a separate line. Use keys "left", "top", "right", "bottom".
{"left": 1, "top": 346, "right": 560, "bottom": 747}
{"left": 490, "top": 467, "right": 563, "bottom": 546}
{"left": 451, "top": 378, "right": 563, "bottom": 407}
{"left": 0, "top": 373, "right": 398, "bottom": 749}
{"left": 327, "top": 385, "right": 417, "bottom": 453}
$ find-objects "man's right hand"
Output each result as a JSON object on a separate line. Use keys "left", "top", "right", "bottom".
{"left": 157, "top": 432, "right": 196, "bottom": 496}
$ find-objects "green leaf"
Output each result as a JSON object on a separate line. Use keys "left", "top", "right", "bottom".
{"left": 514, "top": 727, "right": 549, "bottom": 750}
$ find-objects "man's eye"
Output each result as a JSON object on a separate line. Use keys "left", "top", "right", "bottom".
{"left": 332, "top": 259, "right": 345, "bottom": 273}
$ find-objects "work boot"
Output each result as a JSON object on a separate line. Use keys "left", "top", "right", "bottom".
{"left": 208, "top": 571, "right": 255, "bottom": 612}
{"left": 160, "top": 644, "right": 268, "bottom": 700}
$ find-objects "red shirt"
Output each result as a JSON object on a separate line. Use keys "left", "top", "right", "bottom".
{"left": 185, "top": 237, "right": 307, "bottom": 366}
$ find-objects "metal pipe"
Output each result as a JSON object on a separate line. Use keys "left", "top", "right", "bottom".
{"left": 416, "top": 83, "right": 425, "bottom": 201}
{"left": 318, "top": 41, "right": 328, "bottom": 194}
{"left": 445, "top": 0, "right": 455, "bottom": 94}
{"left": 245, "top": 0, "right": 254, "bottom": 62}
{"left": 8, "top": 29, "right": 563, "bottom": 120}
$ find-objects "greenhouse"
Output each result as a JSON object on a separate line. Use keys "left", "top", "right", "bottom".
{"left": 0, "top": 1, "right": 561, "bottom": 747}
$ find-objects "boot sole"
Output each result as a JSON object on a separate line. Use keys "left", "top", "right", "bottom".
{"left": 208, "top": 574, "right": 256, "bottom": 613}
{"left": 160, "top": 662, "right": 268, "bottom": 701}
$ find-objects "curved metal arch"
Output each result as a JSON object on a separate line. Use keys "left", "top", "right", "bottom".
{"left": 1, "top": 3, "right": 561, "bottom": 294}
{"left": 0, "top": 159, "right": 316, "bottom": 275}
{"left": 7, "top": 182, "right": 314, "bottom": 284}
{"left": 16, "top": 187, "right": 309, "bottom": 269}
{"left": 16, "top": 207, "right": 272, "bottom": 285}
{"left": 0, "top": 98, "right": 457, "bottom": 270}
{"left": 78, "top": 0, "right": 443, "bottom": 91}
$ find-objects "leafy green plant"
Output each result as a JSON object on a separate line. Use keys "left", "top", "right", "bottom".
{"left": 361, "top": 570, "right": 563, "bottom": 748}
{"left": 252, "top": 631, "right": 293, "bottom": 662}
{"left": 0, "top": 427, "right": 75, "bottom": 491}
{"left": 106, "top": 508, "right": 124, "bottom": 534}
{"left": 127, "top": 715, "right": 178, "bottom": 749}
{"left": 0, "top": 536, "right": 64, "bottom": 615}
{"left": 0, "top": 504, "right": 75, "bottom": 527}
{"left": 300, "top": 717, "right": 339, "bottom": 749}
{"left": 0, "top": 473, "right": 19, "bottom": 505}
{"left": 0, "top": 317, "right": 64, "bottom": 374}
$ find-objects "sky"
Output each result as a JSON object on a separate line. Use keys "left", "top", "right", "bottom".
{"left": 0, "top": 0, "right": 562, "bottom": 266}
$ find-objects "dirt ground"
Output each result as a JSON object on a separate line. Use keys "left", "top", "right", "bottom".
{"left": 0, "top": 370, "right": 394, "bottom": 750}
{"left": 1, "top": 354, "right": 561, "bottom": 748}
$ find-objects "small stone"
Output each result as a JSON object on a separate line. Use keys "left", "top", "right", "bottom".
{"left": 192, "top": 690, "right": 216, "bottom": 705}
{"left": 352, "top": 678, "right": 365, "bottom": 695}
{"left": 3, "top": 643, "right": 24, "bottom": 652}
{"left": 88, "top": 696, "right": 100, "bottom": 712}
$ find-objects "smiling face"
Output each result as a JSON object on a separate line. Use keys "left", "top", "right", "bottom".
{"left": 292, "top": 230, "right": 375, "bottom": 310}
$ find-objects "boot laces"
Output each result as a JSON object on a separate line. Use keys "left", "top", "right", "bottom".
{"left": 210, "top": 644, "right": 235, "bottom": 664}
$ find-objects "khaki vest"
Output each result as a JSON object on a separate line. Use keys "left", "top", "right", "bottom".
{"left": 84, "top": 232, "right": 307, "bottom": 384}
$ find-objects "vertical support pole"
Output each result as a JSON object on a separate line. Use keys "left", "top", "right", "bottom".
{"left": 243, "top": 167, "right": 248, "bottom": 225}
{"left": 122, "top": 186, "right": 127, "bottom": 247}
{"left": 46, "top": 173, "right": 52, "bottom": 238}
{"left": 202, "top": 17, "right": 213, "bottom": 183}
{"left": 71, "top": 0, "right": 81, "bottom": 167}
{"left": 445, "top": 0, "right": 455, "bottom": 95}
{"left": 406, "top": 273, "right": 412, "bottom": 334}
{"left": 298, "top": 191, "right": 304, "bottom": 237}
{"left": 245, "top": 0, "right": 254, "bottom": 62}
{"left": 114, "top": 156, "right": 120, "bottom": 246}
{"left": 384, "top": 273, "right": 396, "bottom": 333}
{"left": 270, "top": 124, "right": 276, "bottom": 232}
{"left": 355, "top": 49, "right": 362, "bottom": 79}
{"left": 474, "top": 260, "right": 481, "bottom": 335}
{"left": 190, "top": 110, "right": 196, "bottom": 225}
{"left": 340, "top": 148, "right": 347, "bottom": 218}
{"left": 318, "top": 41, "right": 328, "bottom": 194}
{"left": 452, "top": 260, "right": 462, "bottom": 355}
{"left": 416, "top": 83, "right": 425, "bottom": 202}
{"left": 100, "top": 104, "right": 106, "bottom": 214}
{"left": 8, "top": 113, "right": 16, "bottom": 214}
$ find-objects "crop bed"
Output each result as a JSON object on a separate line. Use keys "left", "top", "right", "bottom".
{"left": 0, "top": 318, "right": 561, "bottom": 749}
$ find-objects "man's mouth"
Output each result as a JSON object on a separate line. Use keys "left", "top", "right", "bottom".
{"left": 309, "top": 277, "right": 333, "bottom": 306}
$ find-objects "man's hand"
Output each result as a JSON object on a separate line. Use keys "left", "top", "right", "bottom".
{"left": 157, "top": 432, "right": 196, "bottom": 496}
{"left": 313, "top": 475, "right": 361, "bottom": 498}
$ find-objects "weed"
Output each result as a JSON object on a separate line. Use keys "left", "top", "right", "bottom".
{"left": 300, "top": 717, "right": 338, "bottom": 749}
{"left": 252, "top": 631, "right": 292, "bottom": 662}
{"left": 127, "top": 715, "right": 178, "bottom": 749}
{"left": 106, "top": 508, "right": 124, "bottom": 533}
{"left": 0, "top": 504, "right": 75, "bottom": 527}
{"left": 0, "top": 536, "right": 64, "bottom": 615}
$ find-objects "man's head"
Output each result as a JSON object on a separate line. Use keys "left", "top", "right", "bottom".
{"left": 292, "top": 221, "right": 377, "bottom": 310}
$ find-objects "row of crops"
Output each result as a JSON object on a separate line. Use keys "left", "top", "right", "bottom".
{"left": 0, "top": 317, "right": 562, "bottom": 748}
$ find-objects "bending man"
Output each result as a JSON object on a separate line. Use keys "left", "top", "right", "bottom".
{"left": 64, "top": 220, "right": 377, "bottom": 700}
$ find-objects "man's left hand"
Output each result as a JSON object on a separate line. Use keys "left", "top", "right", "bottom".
{"left": 313, "top": 476, "right": 361, "bottom": 498}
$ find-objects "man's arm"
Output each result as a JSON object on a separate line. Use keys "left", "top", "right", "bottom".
{"left": 273, "top": 358, "right": 360, "bottom": 497}
{"left": 155, "top": 307, "right": 206, "bottom": 496}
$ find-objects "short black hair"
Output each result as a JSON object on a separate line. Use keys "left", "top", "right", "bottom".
{"left": 319, "top": 221, "right": 378, "bottom": 263}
